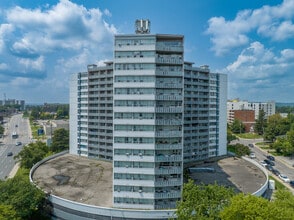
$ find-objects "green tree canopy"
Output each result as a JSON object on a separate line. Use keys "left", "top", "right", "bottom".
{"left": 14, "top": 141, "right": 50, "bottom": 169}
{"left": 0, "top": 169, "right": 46, "bottom": 219}
{"left": 0, "top": 204, "right": 20, "bottom": 220}
{"left": 264, "top": 114, "right": 290, "bottom": 142}
{"left": 230, "top": 119, "right": 245, "bottom": 134}
{"left": 176, "top": 180, "right": 235, "bottom": 220}
{"left": 220, "top": 191, "right": 294, "bottom": 220}
{"left": 51, "top": 128, "right": 69, "bottom": 153}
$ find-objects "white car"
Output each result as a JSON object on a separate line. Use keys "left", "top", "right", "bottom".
{"left": 279, "top": 174, "right": 290, "bottom": 183}
{"left": 260, "top": 161, "right": 267, "bottom": 167}
{"left": 249, "top": 153, "right": 256, "bottom": 159}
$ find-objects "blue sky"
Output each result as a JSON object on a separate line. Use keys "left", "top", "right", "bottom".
{"left": 0, "top": 0, "right": 294, "bottom": 104}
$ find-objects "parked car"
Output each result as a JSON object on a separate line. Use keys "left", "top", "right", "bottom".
{"left": 264, "top": 159, "right": 275, "bottom": 166}
{"left": 272, "top": 169, "right": 280, "bottom": 176}
{"left": 279, "top": 174, "right": 290, "bottom": 183}
{"left": 15, "top": 141, "right": 22, "bottom": 146}
{"left": 265, "top": 165, "right": 273, "bottom": 172}
{"left": 267, "top": 155, "right": 275, "bottom": 161}
{"left": 7, "top": 152, "right": 13, "bottom": 157}
{"left": 260, "top": 161, "right": 267, "bottom": 167}
{"left": 248, "top": 144, "right": 254, "bottom": 148}
{"left": 290, "top": 180, "right": 294, "bottom": 188}
{"left": 249, "top": 153, "right": 256, "bottom": 159}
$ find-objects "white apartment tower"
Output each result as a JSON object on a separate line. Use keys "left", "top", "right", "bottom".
{"left": 70, "top": 19, "right": 227, "bottom": 210}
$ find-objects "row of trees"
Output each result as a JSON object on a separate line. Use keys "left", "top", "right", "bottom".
{"left": 25, "top": 104, "right": 69, "bottom": 120}
{"left": 176, "top": 180, "right": 294, "bottom": 219}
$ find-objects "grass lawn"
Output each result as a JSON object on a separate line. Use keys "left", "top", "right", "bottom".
{"left": 236, "top": 133, "right": 262, "bottom": 139}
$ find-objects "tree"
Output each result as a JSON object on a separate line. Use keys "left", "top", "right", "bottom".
{"left": 264, "top": 114, "right": 290, "bottom": 142}
{"left": 14, "top": 141, "right": 50, "bottom": 169}
{"left": 176, "top": 179, "right": 235, "bottom": 220}
{"left": 230, "top": 119, "right": 245, "bottom": 134}
{"left": 0, "top": 204, "right": 19, "bottom": 220}
{"left": 51, "top": 128, "right": 69, "bottom": 152}
{"left": 227, "top": 143, "right": 250, "bottom": 157}
{"left": 0, "top": 169, "right": 46, "bottom": 219}
{"left": 220, "top": 190, "right": 294, "bottom": 220}
{"left": 220, "top": 193, "right": 286, "bottom": 220}
{"left": 254, "top": 110, "right": 267, "bottom": 135}
{"left": 227, "top": 126, "right": 238, "bottom": 144}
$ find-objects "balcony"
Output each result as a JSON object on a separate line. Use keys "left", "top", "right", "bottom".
{"left": 156, "top": 95, "right": 182, "bottom": 100}
{"left": 155, "top": 69, "right": 182, "bottom": 77}
{"left": 155, "top": 154, "right": 182, "bottom": 162}
{"left": 154, "top": 191, "right": 181, "bottom": 199}
{"left": 156, "top": 57, "right": 183, "bottom": 64}
{"left": 155, "top": 166, "right": 182, "bottom": 175}
{"left": 156, "top": 44, "right": 183, "bottom": 52}
{"left": 155, "top": 131, "right": 182, "bottom": 137}
{"left": 155, "top": 82, "right": 182, "bottom": 88}
{"left": 155, "top": 119, "right": 182, "bottom": 125}
{"left": 154, "top": 179, "right": 182, "bottom": 187}
{"left": 155, "top": 143, "right": 182, "bottom": 150}
{"left": 155, "top": 107, "right": 182, "bottom": 113}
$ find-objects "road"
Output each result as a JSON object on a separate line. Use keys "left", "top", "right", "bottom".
{"left": 0, "top": 114, "right": 31, "bottom": 180}
{"left": 232, "top": 138, "right": 294, "bottom": 191}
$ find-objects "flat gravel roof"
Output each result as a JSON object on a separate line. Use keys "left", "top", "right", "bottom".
{"left": 32, "top": 154, "right": 266, "bottom": 207}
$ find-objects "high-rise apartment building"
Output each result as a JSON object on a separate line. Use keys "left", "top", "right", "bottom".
{"left": 70, "top": 19, "right": 227, "bottom": 210}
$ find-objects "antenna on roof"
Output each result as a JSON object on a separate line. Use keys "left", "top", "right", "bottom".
{"left": 135, "top": 19, "right": 150, "bottom": 34}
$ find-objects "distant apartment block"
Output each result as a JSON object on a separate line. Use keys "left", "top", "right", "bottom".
{"left": 70, "top": 19, "right": 227, "bottom": 210}
{"left": 0, "top": 98, "right": 25, "bottom": 111}
{"left": 227, "top": 99, "right": 275, "bottom": 123}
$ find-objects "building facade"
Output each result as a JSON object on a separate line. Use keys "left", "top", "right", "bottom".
{"left": 227, "top": 99, "right": 275, "bottom": 123}
{"left": 70, "top": 20, "right": 227, "bottom": 210}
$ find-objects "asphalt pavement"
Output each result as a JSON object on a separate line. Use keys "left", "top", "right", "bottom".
{"left": 0, "top": 114, "right": 30, "bottom": 180}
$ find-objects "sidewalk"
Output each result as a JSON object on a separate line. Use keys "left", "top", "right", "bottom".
{"left": 7, "top": 162, "right": 20, "bottom": 179}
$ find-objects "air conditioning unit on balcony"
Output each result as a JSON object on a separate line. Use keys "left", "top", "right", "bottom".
{"left": 139, "top": 153, "right": 143, "bottom": 156}
{"left": 126, "top": 153, "right": 130, "bottom": 156}
{"left": 138, "top": 190, "right": 143, "bottom": 193}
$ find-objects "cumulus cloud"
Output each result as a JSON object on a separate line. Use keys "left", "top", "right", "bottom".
{"left": 0, "top": 0, "right": 118, "bottom": 102}
{"left": 0, "top": 0, "right": 116, "bottom": 83}
{"left": 206, "top": 0, "right": 294, "bottom": 55}
{"left": 224, "top": 41, "right": 294, "bottom": 101}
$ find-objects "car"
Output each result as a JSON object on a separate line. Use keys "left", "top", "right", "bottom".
{"left": 248, "top": 143, "right": 254, "bottom": 148}
{"left": 260, "top": 161, "right": 267, "bottom": 167}
{"left": 279, "top": 174, "right": 290, "bottom": 183}
{"left": 265, "top": 164, "right": 273, "bottom": 172}
{"left": 249, "top": 153, "right": 256, "bottom": 159}
{"left": 7, "top": 152, "right": 13, "bottom": 157}
{"left": 272, "top": 169, "right": 280, "bottom": 176}
{"left": 264, "top": 159, "right": 275, "bottom": 166}
{"left": 267, "top": 155, "right": 275, "bottom": 161}
{"left": 15, "top": 141, "right": 22, "bottom": 146}
{"left": 15, "top": 124, "right": 18, "bottom": 127}
{"left": 290, "top": 180, "right": 294, "bottom": 188}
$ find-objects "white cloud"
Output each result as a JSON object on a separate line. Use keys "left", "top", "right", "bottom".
{"left": 225, "top": 41, "right": 294, "bottom": 80}
{"left": 206, "top": 0, "right": 294, "bottom": 55}
{"left": 0, "top": 23, "right": 14, "bottom": 52}
{"left": 0, "top": 63, "right": 8, "bottom": 70}
{"left": 5, "top": 0, "right": 117, "bottom": 55}
{"left": 104, "top": 9, "right": 112, "bottom": 17}
{"left": 18, "top": 56, "right": 45, "bottom": 71}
